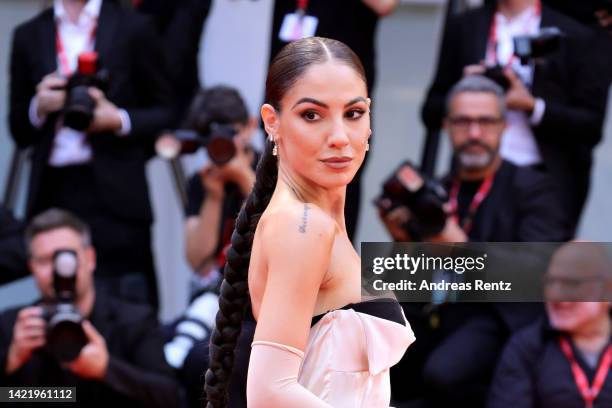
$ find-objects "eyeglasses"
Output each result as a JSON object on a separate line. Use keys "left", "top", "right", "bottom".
{"left": 448, "top": 116, "right": 504, "bottom": 131}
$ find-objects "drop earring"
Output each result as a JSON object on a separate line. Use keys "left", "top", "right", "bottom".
{"left": 272, "top": 142, "right": 278, "bottom": 156}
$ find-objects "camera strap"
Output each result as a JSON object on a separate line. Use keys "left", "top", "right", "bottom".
{"left": 558, "top": 336, "right": 612, "bottom": 408}
{"left": 296, "top": 0, "right": 309, "bottom": 16}
{"left": 448, "top": 173, "right": 494, "bottom": 235}
{"left": 485, "top": 0, "right": 542, "bottom": 67}
{"left": 55, "top": 20, "right": 98, "bottom": 77}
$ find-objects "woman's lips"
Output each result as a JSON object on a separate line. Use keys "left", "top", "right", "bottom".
{"left": 321, "top": 157, "right": 352, "bottom": 169}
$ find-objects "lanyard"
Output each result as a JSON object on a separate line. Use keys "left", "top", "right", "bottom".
{"left": 559, "top": 336, "right": 612, "bottom": 408}
{"left": 485, "top": 0, "right": 542, "bottom": 67}
{"left": 448, "top": 173, "right": 494, "bottom": 234}
{"left": 55, "top": 20, "right": 98, "bottom": 77}
{"left": 296, "top": 0, "right": 309, "bottom": 12}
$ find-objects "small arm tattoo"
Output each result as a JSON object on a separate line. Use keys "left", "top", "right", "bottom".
{"left": 298, "top": 204, "right": 309, "bottom": 233}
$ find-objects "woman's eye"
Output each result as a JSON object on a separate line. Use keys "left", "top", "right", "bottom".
{"left": 301, "top": 110, "right": 320, "bottom": 121}
{"left": 346, "top": 109, "right": 365, "bottom": 120}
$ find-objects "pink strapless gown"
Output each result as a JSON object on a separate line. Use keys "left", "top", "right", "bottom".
{"left": 297, "top": 302, "right": 415, "bottom": 407}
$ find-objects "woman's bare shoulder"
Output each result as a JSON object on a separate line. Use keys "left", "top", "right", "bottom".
{"left": 259, "top": 202, "right": 337, "bottom": 243}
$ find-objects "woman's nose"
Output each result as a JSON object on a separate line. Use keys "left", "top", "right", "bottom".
{"left": 328, "top": 121, "right": 350, "bottom": 148}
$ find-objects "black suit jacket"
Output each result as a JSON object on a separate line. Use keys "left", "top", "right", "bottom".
{"left": 0, "top": 293, "right": 180, "bottom": 407}
{"left": 459, "top": 161, "right": 571, "bottom": 243}
{"left": 0, "top": 208, "right": 27, "bottom": 285}
{"left": 9, "top": 0, "right": 176, "bottom": 223}
{"left": 445, "top": 161, "right": 570, "bottom": 332}
{"left": 422, "top": 4, "right": 608, "bottom": 230}
{"left": 136, "top": 0, "right": 211, "bottom": 115}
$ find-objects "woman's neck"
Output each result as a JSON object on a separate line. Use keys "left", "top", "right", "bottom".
{"left": 276, "top": 166, "right": 346, "bottom": 230}
{"left": 63, "top": 0, "right": 87, "bottom": 23}
{"left": 497, "top": 0, "right": 536, "bottom": 18}
{"left": 572, "top": 315, "right": 612, "bottom": 354}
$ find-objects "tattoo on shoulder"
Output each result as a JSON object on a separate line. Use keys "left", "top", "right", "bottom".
{"left": 298, "top": 204, "right": 309, "bottom": 233}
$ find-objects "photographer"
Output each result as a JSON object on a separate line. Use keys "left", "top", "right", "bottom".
{"left": 0, "top": 209, "right": 180, "bottom": 407}
{"left": 421, "top": 0, "right": 608, "bottom": 234}
{"left": 381, "top": 75, "right": 569, "bottom": 244}
{"left": 382, "top": 76, "right": 569, "bottom": 406}
{"left": 9, "top": 0, "right": 176, "bottom": 309}
{"left": 162, "top": 86, "right": 256, "bottom": 407}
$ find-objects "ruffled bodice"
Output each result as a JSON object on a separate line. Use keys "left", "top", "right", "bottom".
{"left": 297, "top": 299, "right": 415, "bottom": 407}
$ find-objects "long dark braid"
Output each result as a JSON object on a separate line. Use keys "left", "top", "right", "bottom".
{"left": 204, "top": 140, "right": 277, "bottom": 407}
{"left": 204, "top": 37, "right": 366, "bottom": 407}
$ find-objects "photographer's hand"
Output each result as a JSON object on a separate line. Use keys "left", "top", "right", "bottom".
{"left": 595, "top": 9, "right": 612, "bottom": 30}
{"left": 504, "top": 68, "right": 536, "bottom": 113}
{"left": 200, "top": 165, "right": 225, "bottom": 201}
{"left": 5, "top": 307, "right": 46, "bottom": 375}
{"left": 65, "top": 320, "right": 109, "bottom": 381}
{"left": 429, "top": 218, "right": 468, "bottom": 243}
{"left": 86, "top": 88, "right": 123, "bottom": 134}
{"left": 378, "top": 202, "right": 412, "bottom": 242}
{"left": 35, "top": 73, "right": 67, "bottom": 118}
{"left": 217, "top": 138, "right": 256, "bottom": 197}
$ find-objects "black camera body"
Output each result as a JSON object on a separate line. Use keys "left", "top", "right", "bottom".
{"left": 513, "top": 27, "right": 563, "bottom": 65}
{"left": 375, "top": 161, "right": 449, "bottom": 240}
{"left": 63, "top": 52, "right": 109, "bottom": 131}
{"left": 156, "top": 122, "right": 238, "bottom": 165}
{"left": 483, "top": 65, "right": 511, "bottom": 91}
{"left": 42, "top": 249, "right": 87, "bottom": 362}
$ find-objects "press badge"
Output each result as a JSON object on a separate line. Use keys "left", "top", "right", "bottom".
{"left": 278, "top": 13, "right": 318, "bottom": 42}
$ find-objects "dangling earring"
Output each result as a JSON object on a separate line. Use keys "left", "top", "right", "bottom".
{"left": 365, "top": 142, "right": 370, "bottom": 152}
{"left": 272, "top": 142, "right": 278, "bottom": 156}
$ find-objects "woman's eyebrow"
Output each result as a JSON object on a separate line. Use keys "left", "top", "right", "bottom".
{"left": 344, "top": 97, "right": 367, "bottom": 107}
{"left": 292, "top": 96, "right": 367, "bottom": 109}
{"left": 292, "top": 98, "right": 328, "bottom": 109}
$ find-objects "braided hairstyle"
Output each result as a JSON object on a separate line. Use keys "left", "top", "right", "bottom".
{"left": 204, "top": 37, "right": 366, "bottom": 408}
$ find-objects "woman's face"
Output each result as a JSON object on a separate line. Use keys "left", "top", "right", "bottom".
{"left": 264, "top": 61, "right": 370, "bottom": 190}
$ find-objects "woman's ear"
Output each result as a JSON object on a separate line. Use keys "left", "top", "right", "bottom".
{"left": 261, "top": 104, "right": 280, "bottom": 141}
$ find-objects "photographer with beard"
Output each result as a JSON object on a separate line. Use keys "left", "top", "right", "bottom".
{"left": 380, "top": 76, "right": 569, "bottom": 406}
{"left": 0, "top": 209, "right": 180, "bottom": 407}
{"left": 381, "top": 75, "right": 569, "bottom": 245}
{"left": 422, "top": 0, "right": 608, "bottom": 235}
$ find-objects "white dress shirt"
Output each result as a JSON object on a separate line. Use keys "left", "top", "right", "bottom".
{"left": 29, "top": 0, "right": 131, "bottom": 167}
{"left": 487, "top": 5, "right": 545, "bottom": 166}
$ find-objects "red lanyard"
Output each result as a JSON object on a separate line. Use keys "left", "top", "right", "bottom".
{"left": 55, "top": 20, "right": 97, "bottom": 77}
{"left": 559, "top": 336, "right": 612, "bottom": 408}
{"left": 448, "top": 173, "right": 494, "bottom": 234}
{"left": 296, "top": 0, "right": 309, "bottom": 12}
{"left": 485, "top": 0, "right": 542, "bottom": 67}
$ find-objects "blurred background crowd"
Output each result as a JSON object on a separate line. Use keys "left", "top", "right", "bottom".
{"left": 0, "top": 0, "right": 611, "bottom": 407}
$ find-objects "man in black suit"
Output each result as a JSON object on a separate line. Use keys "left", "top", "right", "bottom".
{"left": 9, "top": 0, "right": 176, "bottom": 308}
{"left": 382, "top": 76, "right": 569, "bottom": 406}
{"left": 134, "top": 0, "right": 212, "bottom": 116}
{"left": 422, "top": 0, "right": 609, "bottom": 235}
{"left": 0, "top": 208, "right": 180, "bottom": 407}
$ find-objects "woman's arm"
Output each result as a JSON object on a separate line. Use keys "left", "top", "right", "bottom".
{"left": 247, "top": 205, "right": 335, "bottom": 407}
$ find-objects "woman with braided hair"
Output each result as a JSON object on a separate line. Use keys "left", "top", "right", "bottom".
{"left": 204, "top": 36, "right": 415, "bottom": 407}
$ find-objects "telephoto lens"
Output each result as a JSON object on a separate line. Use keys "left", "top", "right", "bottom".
{"left": 44, "top": 249, "right": 88, "bottom": 362}
{"left": 63, "top": 52, "right": 109, "bottom": 131}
